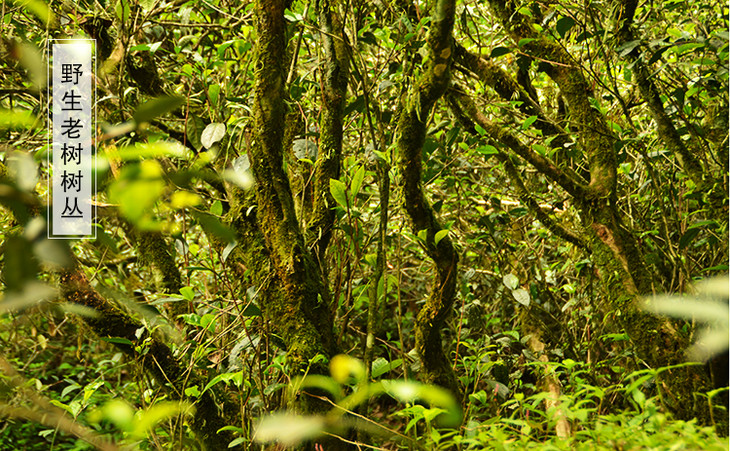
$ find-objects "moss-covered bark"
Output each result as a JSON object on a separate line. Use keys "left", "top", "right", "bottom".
{"left": 613, "top": 0, "right": 708, "bottom": 193}
{"left": 59, "top": 268, "right": 236, "bottom": 450}
{"left": 486, "top": 0, "right": 726, "bottom": 429}
{"left": 307, "top": 0, "right": 349, "bottom": 259}
{"left": 127, "top": 229, "right": 188, "bottom": 317}
{"left": 453, "top": 45, "right": 576, "bottom": 157}
{"left": 249, "top": 0, "right": 336, "bottom": 376}
{"left": 394, "top": 0, "right": 461, "bottom": 397}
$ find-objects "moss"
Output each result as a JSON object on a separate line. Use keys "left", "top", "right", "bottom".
{"left": 485, "top": 0, "right": 726, "bottom": 430}
{"left": 394, "top": 0, "right": 461, "bottom": 399}
{"left": 247, "top": 0, "right": 338, "bottom": 382}
{"left": 59, "top": 269, "right": 237, "bottom": 450}
{"left": 580, "top": 206, "right": 726, "bottom": 431}
{"left": 133, "top": 230, "right": 187, "bottom": 316}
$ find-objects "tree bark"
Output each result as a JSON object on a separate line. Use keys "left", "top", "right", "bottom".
{"left": 250, "top": 0, "right": 337, "bottom": 379}
{"left": 394, "top": 0, "right": 461, "bottom": 398}
{"left": 484, "top": 0, "right": 726, "bottom": 429}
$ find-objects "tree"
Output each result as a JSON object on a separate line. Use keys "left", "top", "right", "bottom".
{"left": 0, "top": 0, "right": 727, "bottom": 449}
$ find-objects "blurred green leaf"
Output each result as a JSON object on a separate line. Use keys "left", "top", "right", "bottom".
{"left": 133, "top": 96, "right": 185, "bottom": 124}
{"left": 0, "top": 109, "right": 37, "bottom": 129}
{"left": 10, "top": 0, "right": 54, "bottom": 24}
{"left": 254, "top": 413, "right": 325, "bottom": 446}
{"left": 131, "top": 401, "right": 195, "bottom": 438}
{"left": 330, "top": 354, "right": 366, "bottom": 385}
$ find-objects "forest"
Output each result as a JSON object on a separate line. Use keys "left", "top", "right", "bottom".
{"left": 0, "top": 0, "right": 728, "bottom": 449}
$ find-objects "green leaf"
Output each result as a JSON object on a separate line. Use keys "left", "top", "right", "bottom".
{"left": 502, "top": 273, "right": 519, "bottom": 290}
{"left": 241, "top": 303, "right": 262, "bottom": 316}
{"left": 0, "top": 109, "right": 37, "bottom": 129}
{"left": 201, "top": 122, "right": 226, "bottom": 149}
{"left": 61, "top": 383, "right": 81, "bottom": 400}
{"left": 511, "top": 288, "right": 531, "bottom": 306}
{"left": 687, "top": 220, "right": 720, "bottom": 230}
{"left": 179, "top": 313, "right": 201, "bottom": 326}
{"left": 490, "top": 47, "right": 511, "bottom": 58}
{"left": 329, "top": 178, "right": 348, "bottom": 209}
{"left": 191, "top": 211, "right": 236, "bottom": 243}
{"left": 476, "top": 145, "right": 498, "bottom": 155}
{"left": 617, "top": 40, "right": 641, "bottom": 57}
{"left": 133, "top": 96, "right": 184, "bottom": 124}
{"left": 100, "top": 337, "right": 134, "bottom": 346}
{"left": 371, "top": 358, "right": 403, "bottom": 378}
{"left": 556, "top": 16, "right": 575, "bottom": 38}
{"left": 434, "top": 229, "right": 449, "bottom": 245}
{"left": 521, "top": 115, "right": 538, "bottom": 130}
{"left": 184, "top": 385, "right": 201, "bottom": 397}
{"left": 208, "top": 84, "right": 221, "bottom": 108}
{"left": 179, "top": 287, "right": 195, "bottom": 302}
{"left": 210, "top": 200, "right": 223, "bottom": 216}
{"left": 203, "top": 371, "right": 243, "bottom": 394}
{"left": 672, "top": 42, "right": 704, "bottom": 55}
{"left": 517, "top": 6, "right": 532, "bottom": 17}
{"left": 115, "top": 0, "right": 130, "bottom": 22}
{"left": 678, "top": 228, "right": 700, "bottom": 249}
{"left": 518, "top": 38, "right": 537, "bottom": 47}
{"left": 186, "top": 115, "right": 206, "bottom": 152}
{"left": 222, "top": 241, "right": 237, "bottom": 263}
{"left": 138, "top": 0, "right": 154, "bottom": 11}
{"left": 228, "top": 437, "right": 246, "bottom": 448}
{"left": 350, "top": 166, "right": 365, "bottom": 200}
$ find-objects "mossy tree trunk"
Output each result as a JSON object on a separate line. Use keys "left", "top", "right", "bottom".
{"left": 394, "top": 0, "right": 461, "bottom": 398}
{"left": 58, "top": 267, "right": 237, "bottom": 450}
{"left": 249, "top": 0, "right": 337, "bottom": 378}
{"left": 307, "top": 0, "right": 349, "bottom": 259}
{"left": 483, "top": 0, "right": 726, "bottom": 428}
{"left": 0, "top": 170, "right": 237, "bottom": 450}
{"left": 612, "top": 0, "right": 715, "bottom": 200}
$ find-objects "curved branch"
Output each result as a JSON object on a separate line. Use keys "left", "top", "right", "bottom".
{"left": 454, "top": 44, "right": 577, "bottom": 155}
{"left": 394, "top": 0, "right": 461, "bottom": 397}
{"left": 448, "top": 88, "right": 588, "bottom": 199}
{"left": 613, "top": 0, "right": 708, "bottom": 192}
{"left": 486, "top": 0, "right": 618, "bottom": 199}
{"left": 308, "top": 0, "right": 350, "bottom": 257}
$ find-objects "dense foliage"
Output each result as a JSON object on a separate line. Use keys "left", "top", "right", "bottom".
{"left": 0, "top": 0, "right": 727, "bottom": 449}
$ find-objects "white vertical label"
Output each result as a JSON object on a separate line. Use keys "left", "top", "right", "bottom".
{"left": 50, "top": 40, "right": 94, "bottom": 238}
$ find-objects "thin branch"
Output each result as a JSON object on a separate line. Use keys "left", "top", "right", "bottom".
{"left": 448, "top": 88, "right": 588, "bottom": 199}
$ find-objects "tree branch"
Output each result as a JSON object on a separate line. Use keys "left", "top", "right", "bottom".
{"left": 448, "top": 88, "right": 588, "bottom": 199}
{"left": 394, "top": 0, "right": 461, "bottom": 397}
